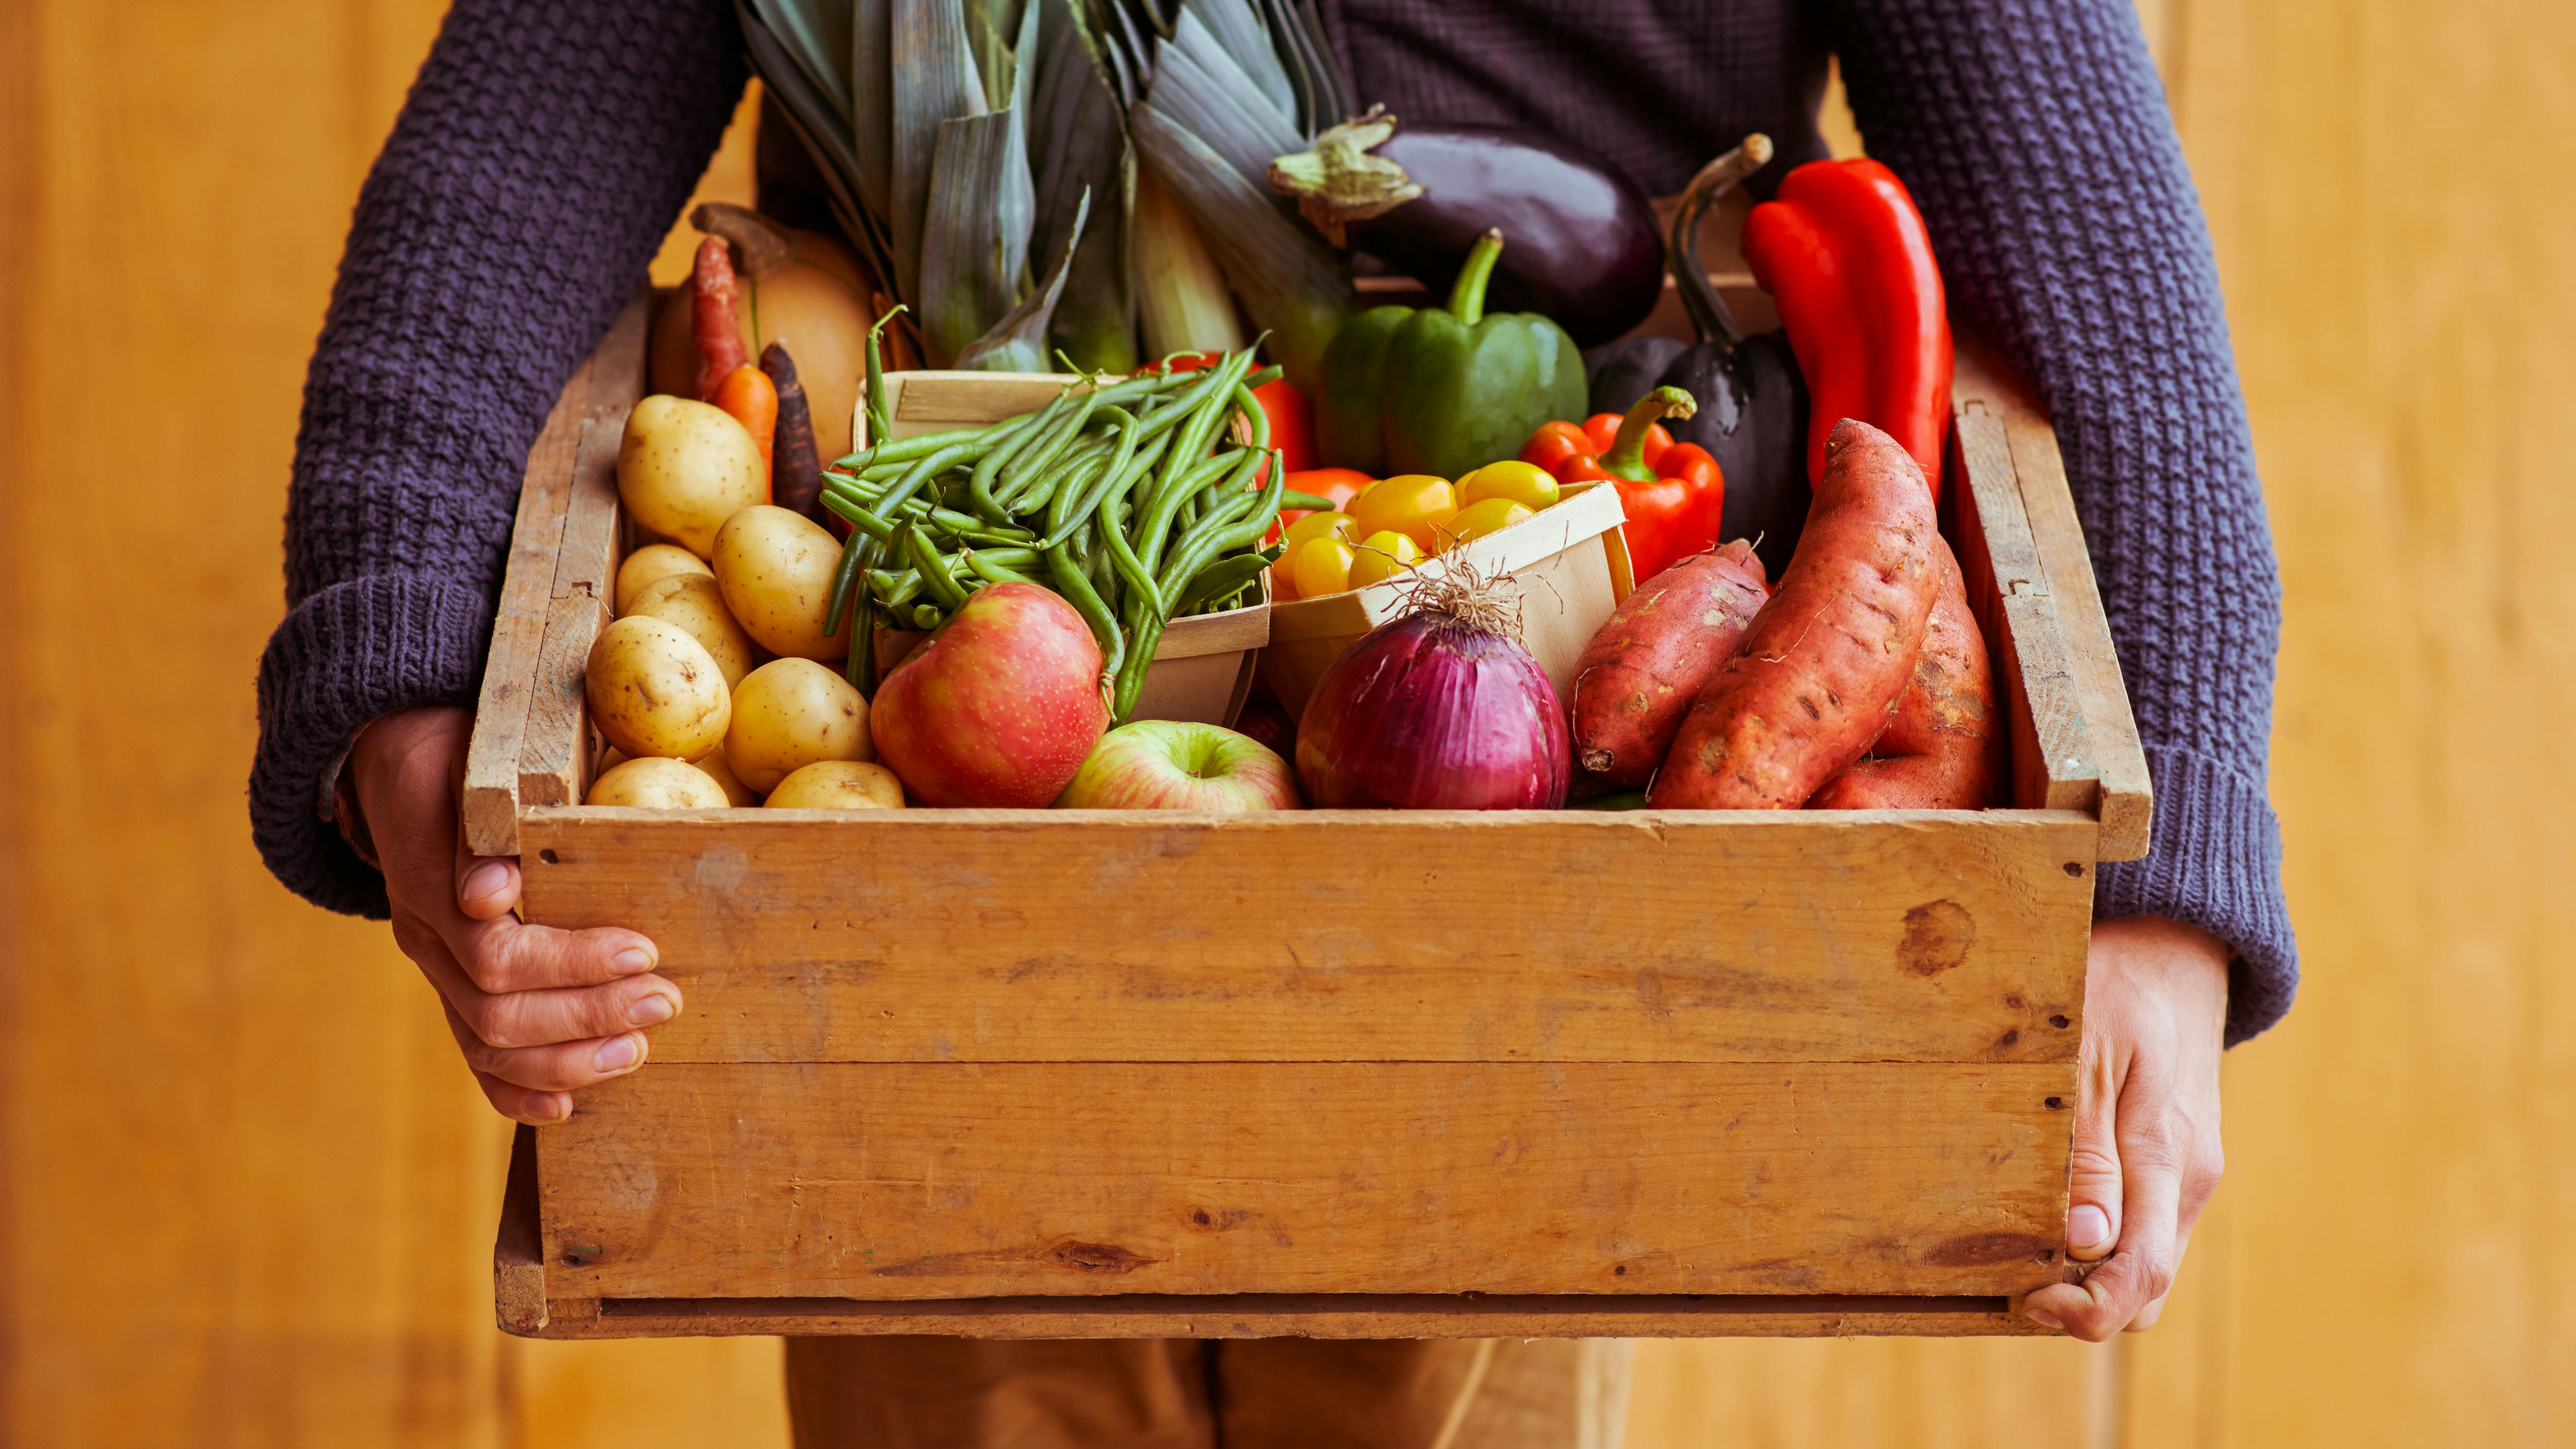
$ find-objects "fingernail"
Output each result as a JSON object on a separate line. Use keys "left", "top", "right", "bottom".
{"left": 522, "top": 1094, "right": 567, "bottom": 1122}
{"left": 462, "top": 861, "right": 510, "bottom": 902}
{"left": 594, "top": 1034, "right": 642, "bottom": 1073}
{"left": 626, "top": 993, "right": 675, "bottom": 1027}
{"left": 2026, "top": 1307, "right": 2063, "bottom": 1331}
{"left": 611, "top": 947, "right": 656, "bottom": 976}
{"left": 2069, "top": 1204, "right": 2112, "bottom": 1251}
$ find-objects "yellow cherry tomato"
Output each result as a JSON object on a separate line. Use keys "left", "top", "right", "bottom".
{"left": 1348, "top": 474, "right": 1458, "bottom": 553}
{"left": 1291, "top": 536, "right": 1356, "bottom": 599}
{"left": 1348, "top": 530, "right": 1423, "bottom": 588}
{"left": 1456, "top": 459, "right": 1561, "bottom": 512}
{"left": 1269, "top": 511, "right": 1358, "bottom": 599}
{"left": 1442, "top": 498, "right": 1536, "bottom": 551}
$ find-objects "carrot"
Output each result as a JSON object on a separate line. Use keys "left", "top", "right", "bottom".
{"left": 690, "top": 235, "right": 748, "bottom": 402}
{"left": 1568, "top": 540, "right": 1770, "bottom": 787}
{"left": 1806, "top": 536, "right": 2001, "bottom": 810}
{"left": 1647, "top": 418, "right": 1939, "bottom": 809}
{"left": 761, "top": 342, "right": 824, "bottom": 523}
{"left": 712, "top": 365, "right": 777, "bottom": 498}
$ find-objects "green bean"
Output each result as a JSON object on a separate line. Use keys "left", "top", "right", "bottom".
{"left": 1159, "top": 451, "right": 1284, "bottom": 602}
{"left": 862, "top": 304, "right": 905, "bottom": 449}
{"left": 966, "top": 387, "right": 1077, "bottom": 521}
{"left": 1230, "top": 384, "right": 1272, "bottom": 452}
{"left": 1099, "top": 485, "right": 1165, "bottom": 616}
{"left": 1042, "top": 425, "right": 1168, "bottom": 549}
{"left": 1046, "top": 541, "right": 1125, "bottom": 685}
{"left": 825, "top": 522, "right": 868, "bottom": 641}
{"left": 1174, "top": 551, "right": 1274, "bottom": 612}
{"left": 1277, "top": 488, "right": 1337, "bottom": 512}
{"left": 1132, "top": 449, "right": 1249, "bottom": 574}
{"left": 960, "top": 549, "right": 1038, "bottom": 587}
{"left": 846, "top": 593, "right": 877, "bottom": 693}
{"left": 1043, "top": 408, "right": 1136, "bottom": 536}
{"left": 993, "top": 391, "right": 1099, "bottom": 514}
{"left": 909, "top": 602, "right": 945, "bottom": 630}
{"left": 868, "top": 569, "right": 926, "bottom": 607}
{"left": 903, "top": 524, "right": 970, "bottom": 609}
{"left": 1152, "top": 448, "right": 1266, "bottom": 579}
{"left": 821, "top": 491, "right": 899, "bottom": 542}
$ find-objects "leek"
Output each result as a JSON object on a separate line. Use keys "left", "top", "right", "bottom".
{"left": 891, "top": 0, "right": 986, "bottom": 309}
{"left": 920, "top": 111, "right": 1031, "bottom": 363}
{"left": 1031, "top": 0, "right": 1139, "bottom": 371}
{"left": 958, "top": 190, "right": 1093, "bottom": 370}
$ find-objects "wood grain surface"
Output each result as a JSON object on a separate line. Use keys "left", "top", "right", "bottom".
{"left": 7, "top": 0, "right": 2575, "bottom": 1445}
{"left": 518, "top": 808, "right": 2094, "bottom": 1065}
{"left": 536, "top": 1061, "right": 2075, "bottom": 1301}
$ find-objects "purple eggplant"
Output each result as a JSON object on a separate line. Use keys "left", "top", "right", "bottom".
{"left": 1269, "top": 110, "right": 1664, "bottom": 347}
{"left": 1586, "top": 135, "right": 1811, "bottom": 578}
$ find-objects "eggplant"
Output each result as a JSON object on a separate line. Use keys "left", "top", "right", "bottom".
{"left": 1584, "top": 335, "right": 1687, "bottom": 419}
{"left": 1269, "top": 110, "right": 1664, "bottom": 347}
{"left": 1585, "top": 135, "right": 1812, "bottom": 578}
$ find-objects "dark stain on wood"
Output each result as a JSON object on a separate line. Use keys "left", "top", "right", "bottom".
{"left": 1897, "top": 900, "right": 1975, "bottom": 977}
{"left": 1921, "top": 1232, "right": 2054, "bottom": 1267}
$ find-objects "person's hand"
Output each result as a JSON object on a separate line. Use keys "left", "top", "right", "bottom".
{"left": 2024, "top": 915, "right": 2230, "bottom": 1339}
{"left": 349, "top": 706, "right": 681, "bottom": 1124}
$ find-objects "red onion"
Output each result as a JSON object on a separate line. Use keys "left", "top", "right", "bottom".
{"left": 1295, "top": 570, "right": 1572, "bottom": 808}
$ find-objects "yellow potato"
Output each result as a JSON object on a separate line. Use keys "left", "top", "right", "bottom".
{"left": 616, "top": 396, "right": 765, "bottom": 558}
{"left": 585, "top": 615, "right": 731, "bottom": 761}
{"left": 615, "top": 543, "right": 714, "bottom": 615}
{"left": 586, "top": 756, "right": 729, "bottom": 809}
{"left": 723, "top": 657, "right": 870, "bottom": 793}
{"left": 626, "top": 573, "right": 756, "bottom": 690}
{"left": 712, "top": 505, "right": 851, "bottom": 661}
{"left": 765, "top": 760, "right": 905, "bottom": 810}
{"left": 689, "top": 748, "right": 760, "bottom": 807}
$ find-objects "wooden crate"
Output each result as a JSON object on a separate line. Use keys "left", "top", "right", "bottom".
{"left": 470, "top": 289, "right": 2151, "bottom": 1340}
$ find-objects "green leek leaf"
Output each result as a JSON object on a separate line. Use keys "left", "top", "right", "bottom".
{"left": 957, "top": 189, "right": 1093, "bottom": 371}
{"left": 893, "top": 0, "right": 988, "bottom": 309}
{"left": 921, "top": 110, "right": 1033, "bottom": 364}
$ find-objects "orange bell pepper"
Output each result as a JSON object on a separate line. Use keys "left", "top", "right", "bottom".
{"left": 1518, "top": 387, "right": 1723, "bottom": 582}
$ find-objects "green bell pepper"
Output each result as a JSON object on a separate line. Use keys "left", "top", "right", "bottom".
{"left": 1314, "top": 229, "right": 1587, "bottom": 481}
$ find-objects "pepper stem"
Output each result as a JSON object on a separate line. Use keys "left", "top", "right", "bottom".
{"left": 1604, "top": 387, "right": 1698, "bottom": 481}
{"left": 1447, "top": 229, "right": 1505, "bottom": 326}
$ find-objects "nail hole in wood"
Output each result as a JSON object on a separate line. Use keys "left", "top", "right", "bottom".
{"left": 2044, "top": 1097, "right": 2066, "bottom": 1111}
{"left": 2062, "top": 862, "right": 2084, "bottom": 877}
{"left": 2049, "top": 1014, "right": 2071, "bottom": 1029}
{"left": 539, "top": 849, "right": 560, "bottom": 865}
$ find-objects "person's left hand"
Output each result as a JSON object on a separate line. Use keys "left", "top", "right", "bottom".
{"left": 2024, "top": 915, "right": 2231, "bottom": 1340}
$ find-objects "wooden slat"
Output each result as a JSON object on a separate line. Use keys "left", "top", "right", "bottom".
{"left": 494, "top": 1123, "right": 548, "bottom": 1335}
{"left": 460, "top": 359, "right": 593, "bottom": 857}
{"left": 1953, "top": 343, "right": 2154, "bottom": 859}
{"left": 516, "top": 808, "right": 2096, "bottom": 1065}
{"left": 1954, "top": 386, "right": 2099, "bottom": 816}
{"left": 518, "top": 593, "right": 608, "bottom": 810}
{"left": 536, "top": 1061, "right": 2077, "bottom": 1302}
{"left": 548, "top": 290, "right": 651, "bottom": 604}
{"left": 515, "top": 1292, "right": 2056, "bottom": 1341}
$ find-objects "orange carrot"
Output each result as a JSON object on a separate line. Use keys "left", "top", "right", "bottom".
{"left": 691, "top": 236, "right": 748, "bottom": 401}
{"left": 713, "top": 364, "right": 777, "bottom": 498}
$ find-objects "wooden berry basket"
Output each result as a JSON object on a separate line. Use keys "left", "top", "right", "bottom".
{"left": 467, "top": 289, "right": 2151, "bottom": 1341}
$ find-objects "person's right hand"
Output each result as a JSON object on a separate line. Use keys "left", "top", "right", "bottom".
{"left": 350, "top": 706, "right": 682, "bottom": 1124}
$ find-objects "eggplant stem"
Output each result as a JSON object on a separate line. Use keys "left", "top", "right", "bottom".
{"left": 1670, "top": 133, "right": 1775, "bottom": 347}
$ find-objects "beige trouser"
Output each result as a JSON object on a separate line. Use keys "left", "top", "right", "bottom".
{"left": 785, "top": 1336, "right": 1634, "bottom": 1448}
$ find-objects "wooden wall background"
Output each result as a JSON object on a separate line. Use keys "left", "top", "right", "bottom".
{"left": 1, "top": 1, "right": 2567, "bottom": 1444}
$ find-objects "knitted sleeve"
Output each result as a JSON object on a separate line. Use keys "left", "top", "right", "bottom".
{"left": 1825, "top": 0, "right": 2296, "bottom": 1042}
{"left": 250, "top": 0, "right": 747, "bottom": 916}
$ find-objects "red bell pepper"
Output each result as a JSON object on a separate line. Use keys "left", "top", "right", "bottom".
{"left": 1518, "top": 387, "right": 1724, "bottom": 583}
{"left": 1740, "top": 158, "right": 1952, "bottom": 492}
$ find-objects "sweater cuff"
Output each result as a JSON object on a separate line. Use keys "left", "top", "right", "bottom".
{"left": 2094, "top": 744, "right": 2299, "bottom": 1046}
{"left": 251, "top": 573, "right": 497, "bottom": 918}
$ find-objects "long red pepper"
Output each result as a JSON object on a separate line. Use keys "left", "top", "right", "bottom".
{"left": 1741, "top": 159, "right": 1952, "bottom": 493}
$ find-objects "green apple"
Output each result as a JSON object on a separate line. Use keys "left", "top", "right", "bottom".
{"left": 1055, "top": 720, "right": 1302, "bottom": 810}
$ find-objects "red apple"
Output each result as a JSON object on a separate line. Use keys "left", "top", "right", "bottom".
{"left": 1055, "top": 720, "right": 1302, "bottom": 811}
{"left": 872, "top": 583, "right": 1109, "bottom": 807}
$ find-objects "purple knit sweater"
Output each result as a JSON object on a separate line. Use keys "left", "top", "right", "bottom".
{"left": 255, "top": 0, "right": 2297, "bottom": 1042}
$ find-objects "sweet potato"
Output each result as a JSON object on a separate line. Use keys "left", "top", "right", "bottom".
{"left": 1806, "top": 535, "right": 2000, "bottom": 809}
{"left": 1569, "top": 541, "right": 1770, "bottom": 787}
{"left": 1647, "top": 419, "right": 1939, "bottom": 809}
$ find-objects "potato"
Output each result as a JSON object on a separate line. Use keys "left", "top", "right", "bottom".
{"left": 724, "top": 657, "right": 870, "bottom": 793}
{"left": 766, "top": 760, "right": 906, "bottom": 810}
{"left": 615, "top": 543, "right": 714, "bottom": 615}
{"left": 587, "top": 756, "right": 729, "bottom": 809}
{"left": 626, "top": 573, "right": 756, "bottom": 690}
{"left": 689, "top": 748, "right": 761, "bottom": 807}
{"left": 585, "top": 615, "right": 732, "bottom": 761}
{"left": 616, "top": 396, "right": 765, "bottom": 558}
{"left": 713, "top": 504, "right": 850, "bottom": 661}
